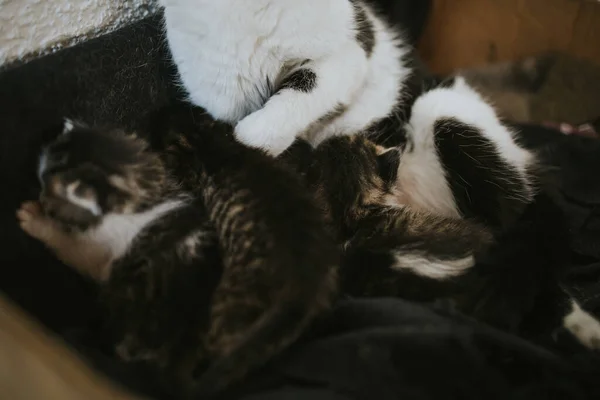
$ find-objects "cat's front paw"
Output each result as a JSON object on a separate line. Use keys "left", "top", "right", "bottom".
{"left": 563, "top": 302, "right": 600, "bottom": 350}
{"left": 17, "top": 201, "right": 48, "bottom": 240}
{"left": 234, "top": 113, "right": 297, "bottom": 157}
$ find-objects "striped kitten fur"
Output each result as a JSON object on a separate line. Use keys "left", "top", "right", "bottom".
{"left": 18, "top": 110, "right": 338, "bottom": 396}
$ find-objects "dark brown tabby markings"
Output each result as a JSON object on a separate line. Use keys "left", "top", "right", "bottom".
{"left": 18, "top": 108, "right": 338, "bottom": 397}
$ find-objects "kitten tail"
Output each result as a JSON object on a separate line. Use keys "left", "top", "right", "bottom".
{"left": 188, "top": 299, "right": 329, "bottom": 398}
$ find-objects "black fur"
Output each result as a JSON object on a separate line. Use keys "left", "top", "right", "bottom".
{"left": 149, "top": 105, "right": 340, "bottom": 396}
{"left": 296, "top": 135, "right": 398, "bottom": 240}
{"left": 277, "top": 68, "right": 318, "bottom": 94}
{"left": 434, "top": 117, "right": 531, "bottom": 230}
{"left": 283, "top": 108, "right": 584, "bottom": 350}
{"left": 282, "top": 133, "right": 493, "bottom": 292}
{"left": 457, "top": 192, "right": 572, "bottom": 338}
{"left": 38, "top": 124, "right": 168, "bottom": 231}
{"left": 28, "top": 106, "right": 339, "bottom": 397}
{"left": 350, "top": 0, "right": 376, "bottom": 56}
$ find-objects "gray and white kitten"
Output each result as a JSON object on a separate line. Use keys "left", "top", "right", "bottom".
{"left": 289, "top": 77, "right": 600, "bottom": 351}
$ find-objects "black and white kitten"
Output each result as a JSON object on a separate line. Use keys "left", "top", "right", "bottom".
{"left": 289, "top": 77, "right": 600, "bottom": 350}
{"left": 160, "top": 0, "right": 411, "bottom": 156}
{"left": 17, "top": 114, "right": 339, "bottom": 396}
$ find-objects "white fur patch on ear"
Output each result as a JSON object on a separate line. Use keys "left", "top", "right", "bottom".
{"left": 65, "top": 181, "right": 102, "bottom": 216}
{"left": 63, "top": 118, "right": 75, "bottom": 134}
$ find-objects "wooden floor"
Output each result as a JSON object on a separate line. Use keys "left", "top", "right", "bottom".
{"left": 418, "top": 0, "right": 600, "bottom": 75}
{"left": 0, "top": 292, "right": 145, "bottom": 400}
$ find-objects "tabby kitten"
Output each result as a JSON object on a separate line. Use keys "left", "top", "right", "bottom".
{"left": 160, "top": 0, "right": 412, "bottom": 156}
{"left": 17, "top": 112, "right": 338, "bottom": 396}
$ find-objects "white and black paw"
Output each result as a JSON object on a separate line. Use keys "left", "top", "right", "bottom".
{"left": 234, "top": 112, "right": 298, "bottom": 157}
{"left": 563, "top": 300, "right": 600, "bottom": 350}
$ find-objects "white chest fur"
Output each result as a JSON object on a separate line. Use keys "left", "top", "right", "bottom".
{"left": 80, "top": 200, "right": 185, "bottom": 262}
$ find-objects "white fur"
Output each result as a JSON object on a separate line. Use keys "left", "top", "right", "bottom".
{"left": 392, "top": 253, "right": 475, "bottom": 280}
{"left": 78, "top": 200, "right": 185, "bottom": 277}
{"left": 310, "top": 3, "right": 411, "bottom": 144}
{"left": 160, "top": 0, "right": 410, "bottom": 156}
{"left": 563, "top": 300, "right": 600, "bottom": 350}
{"left": 397, "top": 77, "right": 535, "bottom": 217}
{"left": 395, "top": 129, "right": 460, "bottom": 218}
{"left": 38, "top": 150, "right": 103, "bottom": 217}
{"left": 63, "top": 118, "right": 74, "bottom": 133}
{"left": 65, "top": 181, "right": 102, "bottom": 216}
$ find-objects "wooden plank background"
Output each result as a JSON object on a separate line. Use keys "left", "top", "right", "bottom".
{"left": 0, "top": 292, "right": 145, "bottom": 400}
{"left": 418, "top": 0, "right": 600, "bottom": 75}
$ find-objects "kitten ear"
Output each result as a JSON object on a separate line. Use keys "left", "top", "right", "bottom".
{"left": 65, "top": 180, "right": 102, "bottom": 216}
{"left": 451, "top": 76, "right": 471, "bottom": 91}
{"left": 451, "top": 76, "right": 480, "bottom": 97}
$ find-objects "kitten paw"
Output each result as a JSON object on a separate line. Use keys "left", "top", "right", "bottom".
{"left": 234, "top": 114, "right": 297, "bottom": 157}
{"left": 17, "top": 201, "right": 50, "bottom": 240}
{"left": 563, "top": 301, "right": 600, "bottom": 350}
{"left": 17, "top": 201, "right": 42, "bottom": 220}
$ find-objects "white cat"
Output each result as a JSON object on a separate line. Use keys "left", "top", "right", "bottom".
{"left": 160, "top": 0, "right": 411, "bottom": 156}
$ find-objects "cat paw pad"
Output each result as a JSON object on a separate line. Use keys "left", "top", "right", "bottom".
{"left": 17, "top": 201, "right": 48, "bottom": 239}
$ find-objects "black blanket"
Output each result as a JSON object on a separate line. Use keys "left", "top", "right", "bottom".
{"left": 2, "top": 5, "right": 600, "bottom": 400}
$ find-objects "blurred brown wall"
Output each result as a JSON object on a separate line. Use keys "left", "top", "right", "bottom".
{"left": 418, "top": 0, "right": 600, "bottom": 75}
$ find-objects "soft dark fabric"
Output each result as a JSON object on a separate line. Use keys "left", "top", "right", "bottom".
{"left": 514, "top": 124, "right": 600, "bottom": 313}
{"left": 2, "top": 5, "right": 600, "bottom": 400}
{"left": 67, "top": 298, "right": 600, "bottom": 400}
